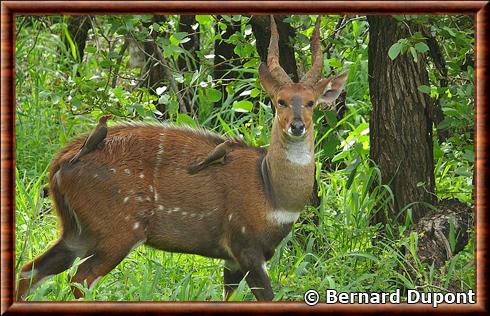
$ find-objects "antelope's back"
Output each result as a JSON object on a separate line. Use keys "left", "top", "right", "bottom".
{"left": 49, "top": 124, "right": 269, "bottom": 254}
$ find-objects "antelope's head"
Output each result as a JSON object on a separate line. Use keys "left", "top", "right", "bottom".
{"left": 259, "top": 16, "right": 348, "bottom": 140}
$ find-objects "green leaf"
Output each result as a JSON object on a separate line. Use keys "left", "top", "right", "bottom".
{"left": 196, "top": 15, "right": 211, "bottom": 25}
{"left": 63, "top": 26, "right": 78, "bottom": 60}
{"left": 325, "top": 110, "right": 338, "bottom": 127}
{"left": 173, "top": 31, "right": 188, "bottom": 41}
{"left": 410, "top": 47, "right": 418, "bottom": 62}
{"left": 462, "top": 150, "right": 474, "bottom": 162}
{"left": 167, "top": 99, "right": 179, "bottom": 115}
{"left": 388, "top": 42, "right": 402, "bottom": 60}
{"left": 414, "top": 42, "right": 430, "bottom": 53}
{"left": 250, "top": 88, "right": 261, "bottom": 98}
{"left": 232, "top": 100, "right": 253, "bottom": 113}
{"left": 322, "top": 134, "right": 340, "bottom": 159}
{"left": 346, "top": 163, "right": 358, "bottom": 190}
{"left": 158, "top": 94, "right": 170, "bottom": 105}
{"left": 205, "top": 88, "right": 222, "bottom": 102}
{"left": 176, "top": 113, "right": 197, "bottom": 127}
{"left": 85, "top": 46, "right": 96, "bottom": 54}
{"left": 455, "top": 167, "right": 472, "bottom": 177}
{"left": 417, "top": 85, "right": 431, "bottom": 94}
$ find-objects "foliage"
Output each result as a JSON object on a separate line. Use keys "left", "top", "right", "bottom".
{"left": 15, "top": 15, "right": 474, "bottom": 301}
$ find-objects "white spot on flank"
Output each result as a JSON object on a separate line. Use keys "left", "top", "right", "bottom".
{"left": 173, "top": 207, "right": 181, "bottom": 213}
{"left": 149, "top": 185, "right": 154, "bottom": 192}
{"left": 145, "top": 197, "right": 151, "bottom": 202}
{"left": 93, "top": 174, "right": 98, "bottom": 178}
{"left": 123, "top": 197, "right": 129, "bottom": 203}
{"left": 139, "top": 173, "right": 145, "bottom": 178}
{"left": 158, "top": 205, "right": 164, "bottom": 211}
{"left": 228, "top": 214, "right": 233, "bottom": 221}
{"left": 182, "top": 211, "right": 188, "bottom": 216}
{"left": 241, "top": 226, "right": 246, "bottom": 234}
{"left": 154, "top": 192, "right": 159, "bottom": 201}
{"left": 267, "top": 209, "right": 300, "bottom": 225}
{"left": 124, "top": 169, "right": 131, "bottom": 176}
{"left": 286, "top": 141, "right": 313, "bottom": 166}
{"left": 133, "top": 222, "right": 140, "bottom": 230}
{"left": 124, "top": 215, "right": 130, "bottom": 221}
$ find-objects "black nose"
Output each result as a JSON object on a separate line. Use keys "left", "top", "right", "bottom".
{"left": 290, "top": 119, "right": 305, "bottom": 136}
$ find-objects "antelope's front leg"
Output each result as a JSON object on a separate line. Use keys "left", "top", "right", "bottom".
{"left": 235, "top": 248, "right": 273, "bottom": 301}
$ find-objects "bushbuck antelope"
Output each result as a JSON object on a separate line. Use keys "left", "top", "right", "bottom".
{"left": 17, "top": 16, "right": 347, "bottom": 301}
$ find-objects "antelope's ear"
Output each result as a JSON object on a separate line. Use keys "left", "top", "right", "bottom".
{"left": 315, "top": 71, "right": 348, "bottom": 105}
{"left": 259, "top": 62, "right": 280, "bottom": 98}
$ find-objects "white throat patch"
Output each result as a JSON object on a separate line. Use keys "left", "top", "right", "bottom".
{"left": 285, "top": 141, "right": 313, "bottom": 166}
{"left": 267, "top": 209, "right": 300, "bottom": 225}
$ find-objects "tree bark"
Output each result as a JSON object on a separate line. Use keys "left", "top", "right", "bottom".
{"left": 367, "top": 15, "right": 436, "bottom": 226}
{"left": 250, "top": 15, "right": 298, "bottom": 82}
{"left": 408, "top": 199, "right": 473, "bottom": 269}
{"left": 177, "top": 15, "right": 199, "bottom": 72}
{"left": 65, "top": 16, "right": 92, "bottom": 62}
{"left": 213, "top": 16, "right": 241, "bottom": 108}
{"left": 177, "top": 15, "right": 199, "bottom": 114}
{"left": 140, "top": 16, "right": 168, "bottom": 92}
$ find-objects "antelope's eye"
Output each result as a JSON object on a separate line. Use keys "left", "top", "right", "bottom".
{"left": 306, "top": 101, "right": 314, "bottom": 108}
{"left": 277, "top": 99, "right": 287, "bottom": 108}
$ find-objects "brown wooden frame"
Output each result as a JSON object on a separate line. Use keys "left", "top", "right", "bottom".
{"left": 1, "top": 1, "right": 488, "bottom": 314}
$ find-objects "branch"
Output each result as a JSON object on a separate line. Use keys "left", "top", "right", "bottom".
{"left": 129, "top": 32, "right": 188, "bottom": 114}
{"left": 111, "top": 39, "right": 129, "bottom": 88}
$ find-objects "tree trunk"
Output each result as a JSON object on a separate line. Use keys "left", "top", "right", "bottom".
{"left": 367, "top": 15, "right": 436, "bottom": 226}
{"left": 65, "top": 16, "right": 92, "bottom": 62}
{"left": 178, "top": 15, "right": 199, "bottom": 114}
{"left": 177, "top": 15, "right": 199, "bottom": 72}
{"left": 250, "top": 15, "right": 298, "bottom": 82}
{"left": 213, "top": 16, "right": 241, "bottom": 108}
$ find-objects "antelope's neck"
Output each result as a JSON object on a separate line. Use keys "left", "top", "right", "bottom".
{"left": 264, "top": 120, "right": 315, "bottom": 211}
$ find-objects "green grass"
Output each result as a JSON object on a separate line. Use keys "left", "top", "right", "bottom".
{"left": 15, "top": 15, "right": 474, "bottom": 302}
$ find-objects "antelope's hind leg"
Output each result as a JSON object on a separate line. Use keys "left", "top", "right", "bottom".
{"left": 17, "top": 238, "right": 79, "bottom": 300}
{"left": 70, "top": 232, "right": 146, "bottom": 299}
